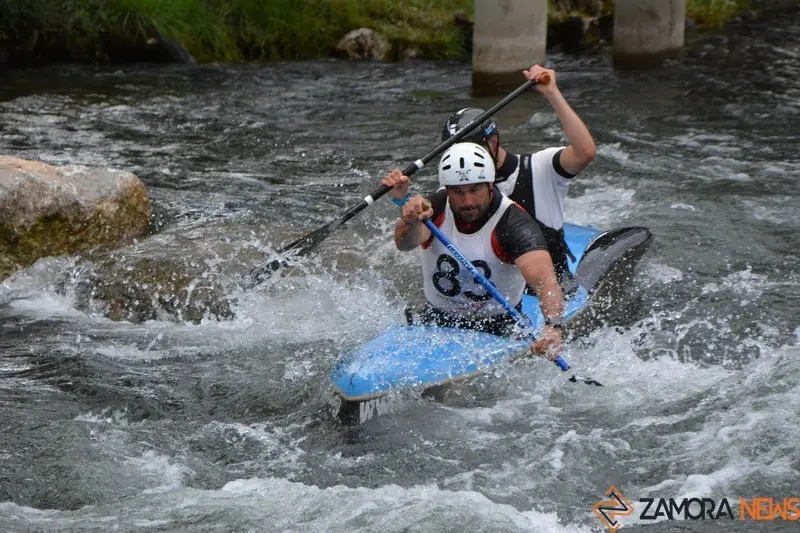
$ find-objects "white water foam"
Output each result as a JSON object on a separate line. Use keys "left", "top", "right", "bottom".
{"left": 0, "top": 242, "right": 405, "bottom": 369}
{"left": 0, "top": 477, "right": 594, "bottom": 533}
{"left": 130, "top": 450, "right": 192, "bottom": 494}
{"left": 740, "top": 196, "right": 800, "bottom": 226}
{"left": 641, "top": 262, "right": 685, "bottom": 284}
{"left": 700, "top": 266, "right": 774, "bottom": 303}
{"left": 197, "top": 420, "right": 311, "bottom": 478}
{"left": 613, "top": 341, "right": 800, "bottom": 527}
{"left": 596, "top": 142, "right": 630, "bottom": 163}
{"left": 403, "top": 310, "right": 799, "bottom": 519}
{"left": 563, "top": 186, "right": 637, "bottom": 227}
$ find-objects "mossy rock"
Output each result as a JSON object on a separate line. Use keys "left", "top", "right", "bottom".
{"left": 0, "top": 156, "right": 150, "bottom": 280}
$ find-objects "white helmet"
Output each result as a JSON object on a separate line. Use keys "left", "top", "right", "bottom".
{"left": 438, "top": 142, "right": 495, "bottom": 187}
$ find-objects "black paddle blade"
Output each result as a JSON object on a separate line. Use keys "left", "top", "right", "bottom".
{"left": 248, "top": 258, "right": 286, "bottom": 285}
{"left": 569, "top": 375, "right": 604, "bottom": 387}
{"left": 246, "top": 220, "right": 343, "bottom": 284}
{"left": 278, "top": 220, "right": 342, "bottom": 256}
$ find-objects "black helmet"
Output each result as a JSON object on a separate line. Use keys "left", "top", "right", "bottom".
{"left": 441, "top": 107, "right": 498, "bottom": 145}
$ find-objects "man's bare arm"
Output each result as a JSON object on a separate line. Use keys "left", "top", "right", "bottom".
{"left": 516, "top": 250, "right": 563, "bottom": 320}
{"left": 524, "top": 65, "right": 596, "bottom": 175}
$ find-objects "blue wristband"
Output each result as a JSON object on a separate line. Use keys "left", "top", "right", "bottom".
{"left": 390, "top": 194, "right": 411, "bottom": 207}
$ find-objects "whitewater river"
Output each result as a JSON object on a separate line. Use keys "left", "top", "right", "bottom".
{"left": 1, "top": 10, "right": 798, "bottom": 533}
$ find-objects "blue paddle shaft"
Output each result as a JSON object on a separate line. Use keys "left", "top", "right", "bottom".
{"left": 422, "top": 219, "right": 570, "bottom": 372}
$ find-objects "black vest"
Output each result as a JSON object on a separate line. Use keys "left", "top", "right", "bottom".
{"left": 500, "top": 154, "right": 576, "bottom": 287}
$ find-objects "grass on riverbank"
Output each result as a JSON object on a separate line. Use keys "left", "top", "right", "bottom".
{"left": 0, "top": 0, "right": 472, "bottom": 63}
{"left": 548, "top": 0, "right": 755, "bottom": 28}
{"left": 687, "top": 0, "right": 753, "bottom": 28}
{"left": 0, "top": 0, "right": 782, "bottom": 64}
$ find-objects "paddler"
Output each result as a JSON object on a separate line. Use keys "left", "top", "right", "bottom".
{"left": 381, "top": 142, "right": 564, "bottom": 358}
{"left": 441, "top": 65, "right": 596, "bottom": 294}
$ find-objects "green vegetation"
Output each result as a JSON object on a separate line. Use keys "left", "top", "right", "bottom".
{"left": 0, "top": 0, "right": 472, "bottom": 63}
{"left": 547, "top": 0, "right": 754, "bottom": 28}
{"left": 0, "top": 0, "right": 781, "bottom": 64}
{"left": 686, "top": 0, "right": 752, "bottom": 28}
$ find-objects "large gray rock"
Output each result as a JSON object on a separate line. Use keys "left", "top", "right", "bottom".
{"left": 336, "top": 28, "right": 392, "bottom": 61}
{"left": 0, "top": 156, "right": 151, "bottom": 280}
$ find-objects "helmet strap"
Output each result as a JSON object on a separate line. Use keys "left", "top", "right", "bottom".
{"left": 487, "top": 133, "right": 501, "bottom": 167}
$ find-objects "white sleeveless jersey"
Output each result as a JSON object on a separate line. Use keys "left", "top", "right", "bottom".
{"left": 494, "top": 148, "right": 571, "bottom": 230}
{"left": 421, "top": 194, "right": 525, "bottom": 316}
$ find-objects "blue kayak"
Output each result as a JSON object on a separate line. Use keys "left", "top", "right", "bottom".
{"left": 332, "top": 222, "right": 652, "bottom": 422}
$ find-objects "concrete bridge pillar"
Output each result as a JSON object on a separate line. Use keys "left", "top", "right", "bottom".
{"left": 472, "top": 0, "right": 548, "bottom": 95}
{"left": 613, "top": 0, "right": 686, "bottom": 68}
